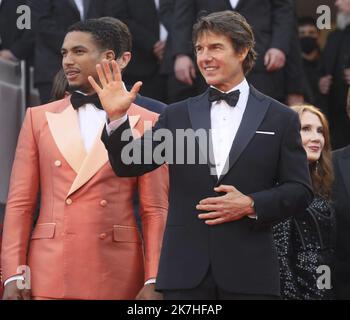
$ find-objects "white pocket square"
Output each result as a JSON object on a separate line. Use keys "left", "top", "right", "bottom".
{"left": 256, "top": 131, "right": 275, "bottom": 135}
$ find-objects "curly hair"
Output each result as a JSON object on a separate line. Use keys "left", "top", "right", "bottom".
{"left": 291, "top": 105, "right": 334, "bottom": 199}
{"left": 67, "top": 19, "right": 125, "bottom": 58}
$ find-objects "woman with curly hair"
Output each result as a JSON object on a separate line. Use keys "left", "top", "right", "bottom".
{"left": 273, "top": 104, "right": 335, "bottom": 300}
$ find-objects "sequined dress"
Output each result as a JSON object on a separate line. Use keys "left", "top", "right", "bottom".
{"left": 273, "top": 197, "right": 336, "bottom": 300}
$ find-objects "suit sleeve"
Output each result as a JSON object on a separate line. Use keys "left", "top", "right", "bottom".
{"left": 137, "top": 163, "right": 168, "bottom": 281}
{"left": 250, "top": 111, "right": 313, "bottom": 225}
{"left": 1, "top": 108, "right": 40, "bottom": 283}
{"left": 269, "top": 0, "right": 294, "bottom": 55}
{"left": 101, "top": 109, "right": 169, "bottom": 177}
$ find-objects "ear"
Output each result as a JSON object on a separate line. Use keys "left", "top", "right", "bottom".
{"left": 116, "top": 51, "right": 132, "bottom": 71}
{"left": 105, "top": 50, "right": 116, "bottom": 61}
{"left": 238, "top": 47, "right": 249, "bottom": 62}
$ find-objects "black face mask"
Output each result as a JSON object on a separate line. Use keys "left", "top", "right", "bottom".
{"left": 300, "top": 37, "right": 319, "bottom": 54}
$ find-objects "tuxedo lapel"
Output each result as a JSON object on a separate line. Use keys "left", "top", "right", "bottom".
{"left": 46, "top": 105, "right": 87, "bottom": 174}
{"left": 338, "top": 147, "right": 350, "bottom": 197}
{"left": 67, "top": 114, "right": 141, "bottom": 197}
{"left": 187, "top": 90, "right": 218, "bottom": 181}
{"left": 217, "top": 86, "right": 270, "bottom": 184}
{"left": 67, "top": 123, "right": 107, "bottom": 197}
{"left": 234, "top": 0, "right": 243, "bottom": 11}
{"left": 83, "top": 0, "right": 91, "bottom": 18}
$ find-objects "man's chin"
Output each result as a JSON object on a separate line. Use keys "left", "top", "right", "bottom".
{"left": 68, "top": 83, "right": 83, "bottom": 93}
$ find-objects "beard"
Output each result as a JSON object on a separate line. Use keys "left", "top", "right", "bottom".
{"left": 336, "top": 12, "right": 350, "bottom": 30}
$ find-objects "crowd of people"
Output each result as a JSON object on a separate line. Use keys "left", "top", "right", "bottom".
{"left": 0, "top": 0, "right": 349, "bottom": 300}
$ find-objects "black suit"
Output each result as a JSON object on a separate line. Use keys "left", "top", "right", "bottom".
{"left": 28, "top": 0, "right": 106, "bottom": 103}
{"left": 102, "top": 86, "right": 312, "bottom": 297}
{"left": 167, "top": 0, "right": 295, "bottom": 101}
{"left": 332, "top": 146, "right": 350, "bottom": 299}
{"left": 0, "top": 0, "right": 34, "bottom": 61}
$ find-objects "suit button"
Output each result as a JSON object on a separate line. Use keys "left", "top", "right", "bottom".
{"left": 54, "top": 160, "right": 62, "bottom": 167}
{"left": 66, "top": 198, "right": 73, "bottom": 205}
{"left": 99, "top": 233, "right": 107, "bottom": 240}
{"left": 100, "top": 200, "right": 107, "bottom": 207}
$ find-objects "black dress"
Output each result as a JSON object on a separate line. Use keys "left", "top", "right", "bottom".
{"left": 273, "top": 197, "right": 336, "bottom": 300}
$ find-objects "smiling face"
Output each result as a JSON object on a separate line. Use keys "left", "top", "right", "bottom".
{"left": 61, "top": 31, "right": 109, "bottom": 94}
{"left": 195, "top": 31, "right": 248, "bottom": 92}
{"left": 300, "top": 111, "right": 325, "bottom": 163}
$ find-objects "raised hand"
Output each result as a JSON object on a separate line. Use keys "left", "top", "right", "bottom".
{"left": 88, "top": 59, "right": 142, "bottom": 121}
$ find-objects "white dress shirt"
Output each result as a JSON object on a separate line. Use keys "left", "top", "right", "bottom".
{"left": 77, "top": 103, "right": 106, "bottom": 152}
{"left": 210, "top": 78, "right": 249, "bottom": 177}
{"left": 229, "top": 0, "right": 240, "bottom": 9}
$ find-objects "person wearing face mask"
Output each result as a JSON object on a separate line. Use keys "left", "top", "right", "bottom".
{"left": 273, "top": 104, "right": 335, "bottom": 300}
{"left": 298, "top": 17, "right": 324, "bottom": 111}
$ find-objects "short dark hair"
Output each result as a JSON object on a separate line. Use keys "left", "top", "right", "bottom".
{"left": 192, "top": 10, "right": 257, "bottom": 75}
{"left": 298, "top": 16, "right": 318, "bottom": 28}
{"left": 98, "top": 17, "right": 132, "bottom": 53}
{"left": 67, "top": 19, "right": 125, "bottom": 58}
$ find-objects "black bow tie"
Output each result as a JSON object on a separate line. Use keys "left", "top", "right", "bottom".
{"left": 208, "top": 88, "right": 240, "bottom": 107}
{"left": 70, "top": 91, "right": 104, "bottom": 110}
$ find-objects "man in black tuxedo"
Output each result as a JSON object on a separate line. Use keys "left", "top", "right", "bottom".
{"left": 28, "top": 0, "right": 106, "bottom": 103}
{"left": 97, "top": 11, "right": 312, "bottom": 299}
{"left": 166, "top": 0, "right": 295, "bottom": 102}
{"left": 0, "top": 0, "right": 34, "bottom": 63}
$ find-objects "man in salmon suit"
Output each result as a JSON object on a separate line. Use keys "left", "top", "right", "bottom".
{"left": 1, "top": 19, "right": 168, "bottom": 300}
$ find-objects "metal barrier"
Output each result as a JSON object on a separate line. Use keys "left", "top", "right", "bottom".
{"left": 0, "top": 59, "right": 27, "bottom": 205}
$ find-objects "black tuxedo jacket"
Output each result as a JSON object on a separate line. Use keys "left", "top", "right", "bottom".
{"left": 332, "top": 146, "right": 350, "bottom": 299}
{"left": 102, "top": 86, "right": 312, "bottom": 295}
{"left": 28, "top": 0, "right": 106, "bottom": 85}
{"left": 0, "top": 0, "right": 34, "bottom": 60}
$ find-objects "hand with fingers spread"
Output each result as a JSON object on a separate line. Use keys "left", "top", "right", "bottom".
{"left": 88, "top": 59, "right": 142, "bottom": 121}
{"left": 196, "top": 185, "right": 255, "bottom": 226}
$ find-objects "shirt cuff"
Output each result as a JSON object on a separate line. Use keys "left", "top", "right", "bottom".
{"left": 105, "top": 114, "right": 128, "bottom": 136}
{"left": 144, "top": 278, "right": 156, "bottom": 285}
{"left": 4, "top": 275, "right": 25, "bottom": 287}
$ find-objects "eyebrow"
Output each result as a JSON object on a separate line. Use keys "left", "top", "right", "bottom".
{"left": 61, "top": 45, "right": 88, "bottom": 52}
